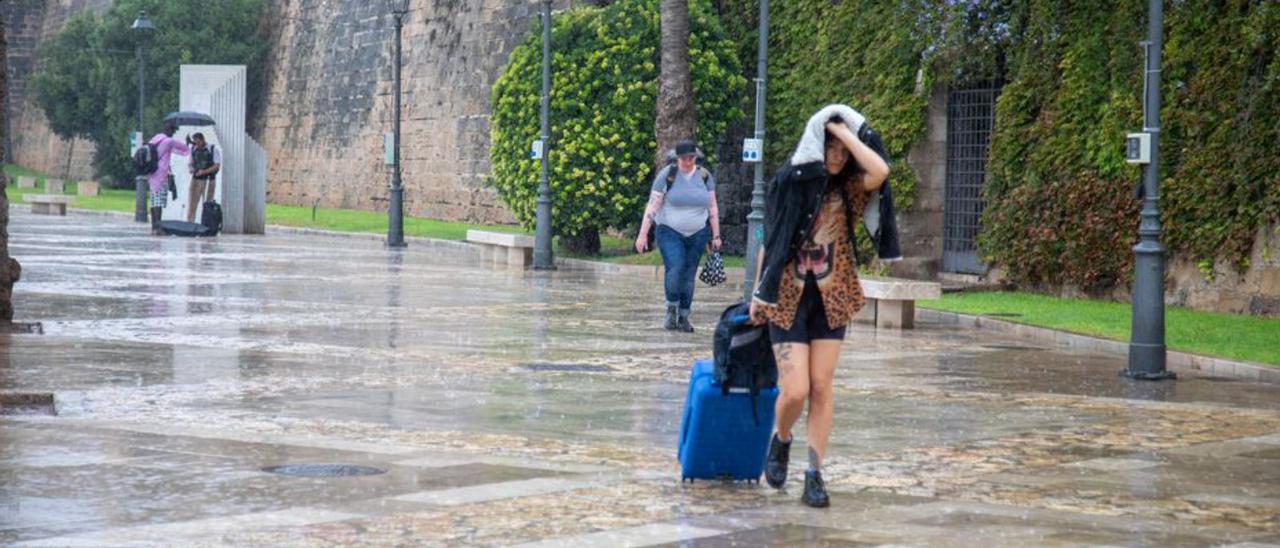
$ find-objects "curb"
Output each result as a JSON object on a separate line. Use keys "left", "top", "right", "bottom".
{"left": 917, "top": 308, "right": 1280, "bottom": 385}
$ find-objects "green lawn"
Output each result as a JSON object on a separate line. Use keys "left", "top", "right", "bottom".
{"left": 919, "top": 291, "right": 1280, "bottom": 367}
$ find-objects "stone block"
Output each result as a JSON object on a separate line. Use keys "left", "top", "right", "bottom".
{"left": 16, "top": 176, "right": 37, "bottom": 189}
{"left": 77, "top": 181, "right": 100, "bottom": 196}
{"left": 466, "top": 230, "right": 533, "bottom": 249}
{"left": 860, "top": 277, "right": 942, "bottom": 301}
{"left": 1260, "top": 269, "right": 1280, "bottom": 296}
{"left": 23, "top": 194, "right": 72, "bottom": 216}
{"left": 44, "top": 178, "right": 65, "bottom": 194}
{"left": 876, "top": 299, "right": 916, "bottom": 329}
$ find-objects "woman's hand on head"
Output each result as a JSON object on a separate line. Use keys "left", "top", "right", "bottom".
{"left": 825, "top": 121, "right": 853, "bottom": 140}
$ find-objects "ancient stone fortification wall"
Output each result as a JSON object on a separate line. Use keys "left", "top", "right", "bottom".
{"left": 256, "top": 0, "right": 598, "bottom": 224}
{"left": 2, "top": 0, "right": 106, "bottom": 181}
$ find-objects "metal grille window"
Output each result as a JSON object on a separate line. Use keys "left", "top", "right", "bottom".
{"left": 943, "top": 83, "right": 1001, "bottom": 275}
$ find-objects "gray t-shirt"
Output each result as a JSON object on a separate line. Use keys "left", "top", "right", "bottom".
{"left": 652, "top": 165, "right": 716, "bottom": 236}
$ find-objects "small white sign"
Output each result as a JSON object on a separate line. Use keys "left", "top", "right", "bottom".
{"left": 132, "top": 131, "right": 144, "bottom": 152}
{"left": 530, "top": 139, "right": 544, "bottom": 160}
{"left": 1125, "top": 132, "right": 1150, "bottom": 165}
{"left": 742, "top": 138, "right": 763, "bottom": 163}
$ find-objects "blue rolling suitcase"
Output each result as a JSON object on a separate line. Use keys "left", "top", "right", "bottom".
{"left": 677, "top": 358, "right": 779, "bottom": 482}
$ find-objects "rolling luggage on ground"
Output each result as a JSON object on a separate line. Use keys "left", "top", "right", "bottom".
{"left": 158, "top": 220, "right": 211, "bottom": 237}
{"left": 677, "top": 358, "right": 779, "bottom": 482}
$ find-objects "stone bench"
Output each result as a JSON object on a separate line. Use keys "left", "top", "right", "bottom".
{"left": 15, "top": 176, "right": 37, "bottom": 189}
{"left": 23, "top": 194, "right": 73, "bottom": 216}
{"left": 77, "top": 181, "right": 100, "bottom": 196}
{"left": 858, "top": 276, "right": 942, "bottom": 329}
{"left": 44, "top": 179, "right": 65, "bottom": 194}
{"left": 466, "top": 230, "right": 534, "bottom": 268}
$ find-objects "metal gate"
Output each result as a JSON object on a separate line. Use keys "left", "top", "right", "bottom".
{"left": 943, "top": 84, "right": 1000, "bottom": 274}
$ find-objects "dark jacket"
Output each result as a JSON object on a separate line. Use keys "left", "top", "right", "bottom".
{"left": 753, "top": 107, "right": 901, "bottom": 306}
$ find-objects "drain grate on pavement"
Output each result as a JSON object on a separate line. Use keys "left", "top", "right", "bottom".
{"left": 521, "top": 363, "right": 615, "bottom": 373}
{"left": 261, "top": 464, "right": 387, "bottom": 478}
{"left": 981, "top": 344, "right": 1048, "bottom": 351}
{"left": 8, "top": 322, "right": 44, "bottom": 335}
{"left": 0, "top": 392, "right": 56, "bottom": 416}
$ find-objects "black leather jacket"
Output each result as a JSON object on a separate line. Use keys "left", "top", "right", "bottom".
{"left": 753, "top": 123, "right": 901, "bottom": 305}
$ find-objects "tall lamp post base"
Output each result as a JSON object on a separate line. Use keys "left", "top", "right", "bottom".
{"left": 134, "top": 176, "right": 148, "bottom": 223}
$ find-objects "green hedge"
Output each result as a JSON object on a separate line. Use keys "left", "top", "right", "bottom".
{"left": 489, "top": 0, "right": 745, "bottom": 246}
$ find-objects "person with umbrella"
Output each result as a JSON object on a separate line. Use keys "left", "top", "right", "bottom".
{"left": 145, "top": 119, "right": 190, "bottom": 235}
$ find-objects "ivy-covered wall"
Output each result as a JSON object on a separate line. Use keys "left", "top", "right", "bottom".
{"left": 982, "top": 0, "right": 1279, "bottom": 295}
{"left": 711, "top": 0, "right": 1278, "bottom": 313}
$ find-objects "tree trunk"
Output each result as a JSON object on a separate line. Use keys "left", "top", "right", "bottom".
{"left": 0, "top": 17, "right": 19, "bottom": 323}
{"left": 561, "top": 227, "right": 601, "bottom": 256}
{"left": 655, "top": 0, "right": 697, "bottom": 168}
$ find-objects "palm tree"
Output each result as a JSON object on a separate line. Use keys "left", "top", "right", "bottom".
{"left": 655, "top": 0, "right": 697, "bottom": 167}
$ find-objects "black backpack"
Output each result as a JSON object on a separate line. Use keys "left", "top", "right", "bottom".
{"left": 201, "top": 201, "right": 223, "bottom": 236}
{"left": 712, "top": 302, "right": 778, "bottom": 425}
{"left": 133, "top": 142, "right": 160, "bottom": 176}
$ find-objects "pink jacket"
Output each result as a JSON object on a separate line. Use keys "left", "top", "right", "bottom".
{"left": 146, "top": 133, "right": 190, "bottom": 192}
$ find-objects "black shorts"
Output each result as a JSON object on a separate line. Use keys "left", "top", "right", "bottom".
{"left": 768, "top": 277, "right": 848, "bottom": 344}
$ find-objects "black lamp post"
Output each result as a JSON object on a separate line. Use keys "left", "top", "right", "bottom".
{"left": 1124, "top": 0, "right": 1175, "bottom": 381}
{"left": 131, "top": 10, "right": 155, "bottom": 223}
{"left": 387, "top": 1, "right": 408, "bottom": 248}
{"left": 743, "top": 0, "right": 768, "bottom": 300}
{"left": 531, "top": 0, "right": 555, "bottom": 270}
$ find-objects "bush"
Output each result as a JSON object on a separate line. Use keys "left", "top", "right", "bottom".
{"left": 489, "top": 0, "right": 745, "bottom": 252}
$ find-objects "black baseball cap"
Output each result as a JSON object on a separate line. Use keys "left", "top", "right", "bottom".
{"left": 675, "top": 140, "right": 698, "bottom": 157}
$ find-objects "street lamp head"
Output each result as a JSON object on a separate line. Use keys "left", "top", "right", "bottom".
{"left": 131, "top": 10, "right": 156, "bottom": 32}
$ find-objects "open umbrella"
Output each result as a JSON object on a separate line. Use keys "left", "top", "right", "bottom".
{"left": 163, "top": 111, "right": 215, "bottom": 126}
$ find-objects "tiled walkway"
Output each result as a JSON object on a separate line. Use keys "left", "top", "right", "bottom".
{"left": 3, "top": 210, "right": 1279, "bottom": 547}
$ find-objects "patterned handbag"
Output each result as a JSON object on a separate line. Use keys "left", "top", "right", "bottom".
{"left": 699, "top": 251, "right": 727, "bottom": 287}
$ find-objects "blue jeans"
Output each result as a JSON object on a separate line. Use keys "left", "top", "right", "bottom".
{"left": 655, "top": 224, "right": 711, "bottom": 312}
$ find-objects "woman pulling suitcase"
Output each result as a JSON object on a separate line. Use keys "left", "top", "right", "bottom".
{"left": 749, "top": 104, "right": 891, "bottom": 507}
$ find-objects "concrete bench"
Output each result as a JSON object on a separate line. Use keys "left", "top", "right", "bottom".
{"left": 859, "top": 277, "right": 942, "bottom": 329}
{"left": 15, "top": 176, "right": 37, "bottom": 189}
{"left": 23, "top": 194, "right": 73, "bottom": 216}
{"left": 44, "top": 179, "right": 65, "bottom": 194}
{"left": 77, "top": 181, "right": 100, "bottom": 196}
{"left": 466, "top": 230, "right": 534, "bottom": 268}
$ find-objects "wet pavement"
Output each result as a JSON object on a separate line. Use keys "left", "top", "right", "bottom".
{"left": 2, "top": 209, "right": 1279, "bottom": 547}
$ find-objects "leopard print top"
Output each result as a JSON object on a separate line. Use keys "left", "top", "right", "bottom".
{"left": 760, "top": 179, "right": 869, "bottom": 331}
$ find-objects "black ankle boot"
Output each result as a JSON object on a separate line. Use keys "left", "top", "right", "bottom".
{"left": 801, "top": 470, "right": 830, "bottom": 508}
{"left": 664, "top": 306, "right": 678, "bottom": 330}
{"left": 765, "top": 433, "right": 790, "bottom": 488}
{"left": 150, "top": 207, "right": 163, "bottom": 234}
{"left": 677, "top": 310, "right": 694, "bottom": 333}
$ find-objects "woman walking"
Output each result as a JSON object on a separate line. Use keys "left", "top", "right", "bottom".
{"left": 749, "top": 105, "right": 891, "bottom": 507}
{"left": 635, "top": 139, "right": 722, "bottom": 332}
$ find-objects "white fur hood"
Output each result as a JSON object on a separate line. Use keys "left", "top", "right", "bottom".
{"left": 790, "top": 104, "right": 867, "bottom": 166}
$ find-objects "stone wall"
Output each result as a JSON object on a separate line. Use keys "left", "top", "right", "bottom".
{"left": 1167, "top": 223, "right": 1280, "bottom": 316}
{"left": 1, "top": 0, "right": 106, "bottom": 180}
{"left": 255, "top": 0, "right": 601, "bottom": 225}
{"left": 895, "top": 85, "right": 948, "bottom": 280}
